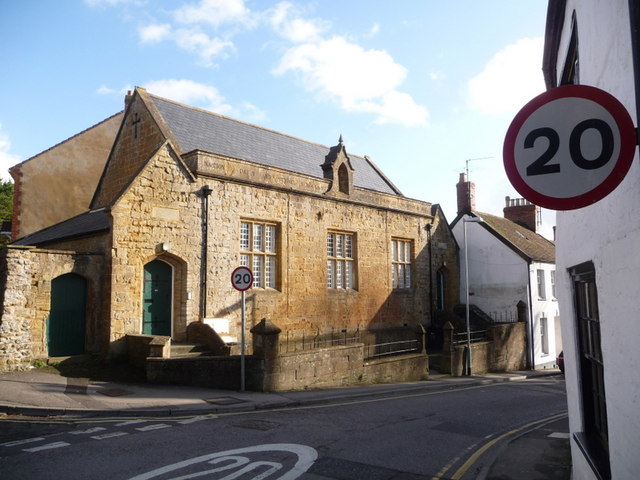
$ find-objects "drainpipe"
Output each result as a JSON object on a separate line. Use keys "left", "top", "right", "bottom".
{"left": 200, "top": 185, "right": 213, "bottom": 321}
{"left": 526, "top": 264, "right": 535, "bottom": 369}
{"left": 426, "top": 223, "right": 433, "bottom": 321}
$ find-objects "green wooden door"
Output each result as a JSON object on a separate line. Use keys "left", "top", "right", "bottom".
{"left": 47, "top": 273, "right": 86, "bottom": 356}
{"left": 143, "top": 260, "right": 172, "bottom": 335}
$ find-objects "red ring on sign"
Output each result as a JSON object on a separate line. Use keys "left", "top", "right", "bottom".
{"left": 503, "top": 85, "right": 636, "bottom": 210}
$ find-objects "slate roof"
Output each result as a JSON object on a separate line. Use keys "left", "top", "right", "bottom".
{"left": 12, "top": 210, "right": 109, "bottom": 247}
{"left": 476, "top": 211, "right": 555, "bottom": 263}
{"left": 149, "top": 95, "right": 402, "bottom": 196}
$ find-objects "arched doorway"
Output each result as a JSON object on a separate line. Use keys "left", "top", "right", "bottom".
{"left": 47, "top": 273, "right": 87, "bottom": 356}
{"left": 143, "top": 259, "right": 173, "bottom": 336}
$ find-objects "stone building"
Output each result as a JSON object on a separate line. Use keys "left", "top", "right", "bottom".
{"left": 0, "top": 87, "right": 459, "bottom": 371}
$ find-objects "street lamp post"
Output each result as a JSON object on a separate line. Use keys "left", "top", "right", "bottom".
{"left": 463, "top": 214, "right": 483, "bottom": 376}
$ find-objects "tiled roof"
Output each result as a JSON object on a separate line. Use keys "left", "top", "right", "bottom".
{"left": 150, "top": 95, "right": 402, "bottom": 196}
{"left": 12, "top": 210, "right": 109, "bottom": 247}
{"left": 476, "top": 211, "right": 555, "bottom": 263}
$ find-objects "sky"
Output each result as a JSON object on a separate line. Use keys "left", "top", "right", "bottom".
{"left": 0, "top": 0, "right": 554, "bottom": 237}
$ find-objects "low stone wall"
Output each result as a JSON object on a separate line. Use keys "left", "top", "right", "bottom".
{"left": 449, "top": 342, "right": 490, "bottom": 376}
{"left": 487, "top": 322, "right": 527, "bottom": 371}
{"left": 261, "top": 344, "right": 365, "bottom": 391}
{"left": 363, "top": 353, "right": 428, "bottom": 384}
{"left": 146, "top": 356, "right": 265, "bottom": 390}
{"left": 441, "top": 321, "right": 527, "bottom": 376}
{"left": 146, "top": 342, "right": 429, "bottom": 391}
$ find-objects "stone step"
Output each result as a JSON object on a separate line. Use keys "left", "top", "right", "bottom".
{"left": 170, "top": 343, "right": 213, "bottom": 357}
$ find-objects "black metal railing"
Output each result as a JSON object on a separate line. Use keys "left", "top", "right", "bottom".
{"left": 281, "top": 327, "right": 361, "bottom": 353}
{"left": 364, "top": 339, "right": 419, "bottom": 360}
{"left": 453, "top": 330, "right": 487, "bottom": 345}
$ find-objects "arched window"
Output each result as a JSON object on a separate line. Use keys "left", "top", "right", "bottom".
{"left": 338, "top": 163, "right": 350, "bottom": 194}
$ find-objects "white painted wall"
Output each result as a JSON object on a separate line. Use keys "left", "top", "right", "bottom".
{"left": 553, "top": 1, "right": 640, "bottom": 478}
{"left": 452, "top": 214, "right": 557, "bottom": 368}
{"left": 528, "top": 261, "right": 559, "bottom": 366}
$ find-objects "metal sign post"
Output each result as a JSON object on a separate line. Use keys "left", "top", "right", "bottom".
{"left": 231, "top": 266, "right": 253, "bottom": 392}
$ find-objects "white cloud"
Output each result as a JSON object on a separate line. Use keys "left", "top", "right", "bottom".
{"left": 139, "top": 23, "right": 171, "bottom": 44}
{"left": 84, "top": 0, "right": 142, "bottom": 7}
{"left": 239, "top": 102, "right": 268, "bottom": 123}
{"left": 143, "top": 79, "right": 234, "bottom": 115}
{"left": 468, "top": 37, "right": 545, "bottom": 115}
{"left": 0, "top": 125, "right": 20, "bottom": 181}
{"left": 267, "top": 2, "right": 327, "bottom": 43}
{"left": 175, "top": 29, "right": 234, "bottom": 66}
{"left": 173, "top": 0, "right": 252, "bottom": 28}
{"left": 97, "top": 84, "right": 132, "bottom": 95}
{"left": 274, "top": 36, "right": 427, "bottom": 126}
{"left": 367, "top": 23, "right": 380, "bottom": 37}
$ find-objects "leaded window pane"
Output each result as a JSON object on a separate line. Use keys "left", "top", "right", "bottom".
{"left": 265, "top": 225, "right": 275, "bottom": 253}
{"left": 253, "top": 255, "right": 262, "bottom": 288}
{"left": 253, "top": 224, "right": 263, "bottom": 252}
{"left": 327, "top": 234, "right": 334, "bottom": 257}
{"left": 240, "top": 222, "right": 250, "bottom": 251}
{"left": 266, "top": 256, "right": 275, "bottom": 288}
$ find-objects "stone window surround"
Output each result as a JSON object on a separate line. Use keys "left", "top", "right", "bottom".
{"left": 391, "top": 238, "right": 413, "bottom": 289}
{"left": 240, "top": 219, "right": 279, "bottom": 289}
{"left": 327, "top": 230, "right": 356, "bottom": 290}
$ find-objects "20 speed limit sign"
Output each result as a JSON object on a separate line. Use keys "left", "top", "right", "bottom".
{"left": 231, "top": 266, "right": 253, "bottom": 291}
{"left": 503, "top": 85, "right": 636, "bottom": 210}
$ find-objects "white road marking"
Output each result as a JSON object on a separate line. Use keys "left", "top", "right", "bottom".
{"left": 135, "top": 424, "right": 172, "bottom": 432}
{"left": 178, "top": 416, "right": 209, "bottom": 424}
{"left": 128, "top": 443, "right": 318, "bottom": 480}
{"left": 1, "top": 437, "right": 45, "bottom": 447}
{"left": 115, "top": 420, "right": 148, "bottom": 427}
{"left": 69, "top": 427, "right": 107, "bottom": 435}
{"left": 548, "top": 432, "right": 570, "bottom": 439}
{"left": 92, "top": 432, "right": 129, "bottom": 440}
{"left": 23, "top": 442, "right": 70, "bottom": 452}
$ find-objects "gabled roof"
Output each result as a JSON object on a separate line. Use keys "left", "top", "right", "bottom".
{"left": 12, "top": 209, "right": 109, "bottom": 247}
{"left": 452, "top": 211, "right": 555, "bottom": 263}
{"left": 148, "top": 93, "right": 403, "bottom": 196}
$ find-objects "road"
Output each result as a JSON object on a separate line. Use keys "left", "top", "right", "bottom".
{"left": 0, "top": 376, "right": 567, "bottom": 479}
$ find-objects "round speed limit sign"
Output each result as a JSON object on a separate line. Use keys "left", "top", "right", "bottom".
{"left": 231, "top": 266, "right": 253, "bottom": 291}
{"left": 503, "top": 85, "right": 636, "bottom": 210}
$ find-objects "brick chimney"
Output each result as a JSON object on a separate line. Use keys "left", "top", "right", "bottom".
{"left": 124, "top": 90, "right": 134, "bottom": 109}
{"left": 504, "top": 196, "right": 540, "bottom": 232}
{"left": 456, "top": 173, "right": 476, "bottom": 214}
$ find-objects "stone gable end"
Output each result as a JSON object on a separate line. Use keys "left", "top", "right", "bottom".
{"left": 92, "top": 95, "right": 166, "bottom": 209}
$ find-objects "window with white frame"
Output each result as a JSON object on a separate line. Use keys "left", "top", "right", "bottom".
{"left": 391, "top": 238, "right": 412, "bottom": 289}
{"left": 537, "top": 269, "right": 546, "bottom": 299}
{"left": 551, "top": 270, "right": 556, "bottom": 298}
{"left": 327, "top": 231, "right": 356, "bottom": 289}
{"left": 240, "top": 220, "right": 277, "bottom": 289}
{"left": 540, "top": 317, "right": 549, "bottom": 355}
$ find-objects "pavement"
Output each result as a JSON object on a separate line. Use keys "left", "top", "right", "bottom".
{"left": 0, "top": 366, "right": 570, "bottom": 479}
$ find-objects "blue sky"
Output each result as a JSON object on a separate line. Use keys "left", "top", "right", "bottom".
{"left": 0, "top": 0, "right": 552, "bottom": 236}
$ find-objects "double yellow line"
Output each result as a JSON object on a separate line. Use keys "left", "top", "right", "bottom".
{"left": 431, "top": 411, "right": 567, "bottom": 480}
